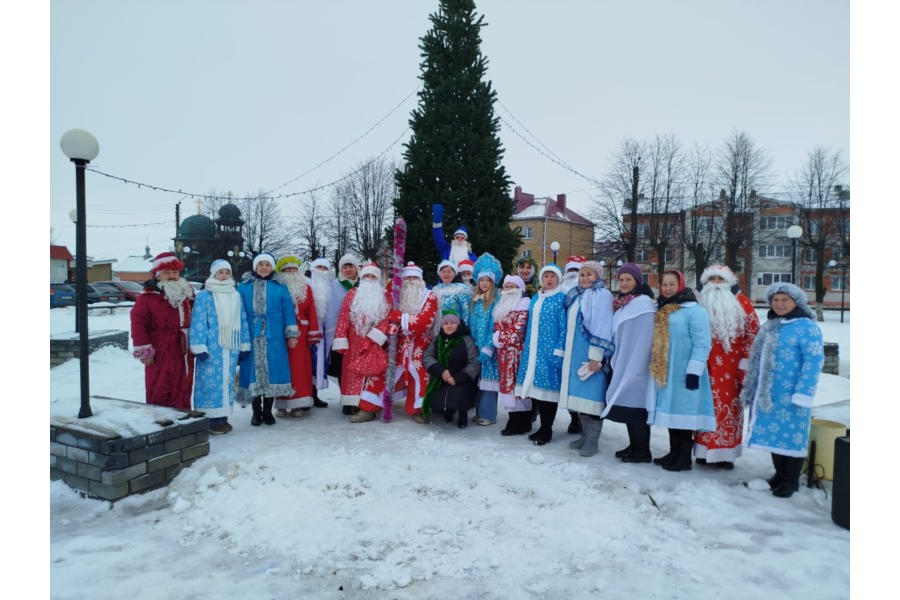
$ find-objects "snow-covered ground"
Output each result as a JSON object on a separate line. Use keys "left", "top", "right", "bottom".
{"left": 47, "top": 306, "right": 852, "bottom": 599}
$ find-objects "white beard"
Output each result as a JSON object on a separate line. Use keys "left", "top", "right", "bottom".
{"left": 158, "top": 278, "right": 194, "bottom": 309}
{"left": 448, "top": 240, "right": 470, "bottom": 265}
{"left": 277, "top": 271, "right": 308, "bottom": 304}
{"left": 561, "top": 272, "right": 579, "bottom": 292}
{"left": 310, "top": 270, "right": 333, "bottom": 321}
{"left": 350, "top": 279, "right": 388, "bottom": 333}
{"left": 493, "top": 288, "right": 523, "bottom": 321}
{"left": 699, "top": 282, "right": 745, "bottom": 352}
{"left": 399, "top": 279, "right": 426, "bottom": 314}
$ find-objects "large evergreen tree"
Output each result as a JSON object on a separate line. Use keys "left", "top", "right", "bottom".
{"left": 394, "top": 0, "right": 519, "bottom": 278}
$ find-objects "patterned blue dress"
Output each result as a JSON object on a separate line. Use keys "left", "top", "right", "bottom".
{"left": 515, "top": 287, "right": 567, "bottom": 402}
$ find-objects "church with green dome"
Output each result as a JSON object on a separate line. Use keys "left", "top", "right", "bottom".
{"left": 174, "top": 202, "right": 247, "bottom": 281}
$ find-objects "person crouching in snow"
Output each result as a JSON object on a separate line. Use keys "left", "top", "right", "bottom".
{"left": 189, "top": 259, "right": 250, "bottom": 434}
{"left": 515, "top": 263, "right": 567, "bottom": 446}
{"left": 274, "top": 255, "right": 322, "bottom": 417}
{"left": 422, "top": 310, "right": 481, "bottom": 428}
{"left": 741, "top": 282, "right": 824, "bottom": 498}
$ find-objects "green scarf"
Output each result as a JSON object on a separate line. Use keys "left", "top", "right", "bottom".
{"left": 422, "top": 334, "right": 463, "bottom": 420}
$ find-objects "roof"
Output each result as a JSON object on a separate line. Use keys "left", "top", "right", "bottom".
{"left": 50, "top": 245, "right": 74, "bottom": 261}
{"left": 512, "top": 194, "right": 593, "bottom": 226}
{"left": 113, "top": 255, "right": 152, "bottom": 274}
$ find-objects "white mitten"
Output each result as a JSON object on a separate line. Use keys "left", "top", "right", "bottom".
{"left": 577, "top": 362, "right": 592, "bottom": 381}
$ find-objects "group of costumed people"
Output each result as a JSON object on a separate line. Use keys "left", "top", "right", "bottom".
{"left": 130, "top": 207, "right": 824, "bottom": 499}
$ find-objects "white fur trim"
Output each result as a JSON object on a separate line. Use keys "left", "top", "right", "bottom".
{"left": 332, "top": 337, "right": 349, "bottom": 351}
{"left": 367, "top": 328, "right": 387, "bottom": 346}
{"left": 738, "top": 357, "right": 749, "bottom": 371}
{"left": 687, "top": 360, "right": 706, "bottom": 376}
{"left": 190, "top": 344, "right": 209, "bottom": 355}
{"left": 790, "top": 392, "right": 815, "bottom": 408}
{"left": 553, "top": 348, "right": 565, "bottom": 358}
{"left": 588, "top": 346, "right": 604, "bottom": 362}
{"left": 481, "top": 346, "right": 494, "bottom": 357}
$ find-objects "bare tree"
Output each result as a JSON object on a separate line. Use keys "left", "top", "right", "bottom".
{"left": 592, "top": 138, "right": 646, "bottom": 263}
{"left": 292, "top": 191, "right": 327, "bottom": 263}
{"left": 643, "top": 133, "right": 687, "bottom": 283}
{"left": 330, "top": 157, "right": 396, "bottom": 268}
{"left": 237, "top": 190, "right": 291, "bottom": 258}
{"left": 791, "top": 146, "right": 849, "bottom": 320}
{"left": 680, "top": 144, "right": 725, "bottom": 286}
{"left": 717, "top": 130, "right": 771, "bottom": 275}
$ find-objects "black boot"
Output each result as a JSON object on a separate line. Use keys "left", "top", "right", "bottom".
{"left": 529, "top": 400, "right": 539, "bottom": 423}
{"left": 767, "top": 453, "right": 786, "bottom": 489}
{"left": 620, "top": 423, "right": 653, "bottom": 463}
{"left": 457, "top": 409, "right": 468, "bottom": 429}
{"left": 567, "top": 411, "right": 582, "bottom": 434}
{"left": 662, "top": 430, "right": 694, "bottom": 472}
{"left": 443, "top": 409, "right": 455, "bottom": 423}
{"left": 654, "top": 429, "right": 678, "bottom": 467}
{"left": 262, "top": 397, "right": 276, "bottom": 425}
{"left": 529, "top": 400, "right": 558, "bottom": 445}
{"left": 312, "top": 387, "right": 328, "bottom": 408}
{"left": 502, "top": 410, "right": 532, "bottom": 436}
{"left": 772, "top": 456, "right": 804, "bottom": 498}
{"left": 251, "top": 397, "right": 263, "bottom": 426}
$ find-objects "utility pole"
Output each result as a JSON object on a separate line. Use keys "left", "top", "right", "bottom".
{"left": 628, "top": 160, "right": 640, "bottom": 263}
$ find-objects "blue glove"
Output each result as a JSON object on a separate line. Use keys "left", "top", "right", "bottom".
{"left": 685, "top": 374, "right": 699, "bottom": 390}
{"left": 195, "top": 352, "right": 208, "bottom": 361}
{"left": 431, "top": 203, "right": 444, "bottom": 223}
{"left": 239, "top": 350, "right": 251, "bottom": 362}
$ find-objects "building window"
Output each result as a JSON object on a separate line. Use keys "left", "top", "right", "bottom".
{"left": 758, "top": 244, "right": 792, "bottom": 258}
{"left": 664, "top": 248, "right": 675, "bottom": 263}
{"left": 636, "top": 248, "right": 649, "bottom": 262}
{"left": 522, "top": 249, "right": 532, "bottom": 258}
{"left": 694, "top": 217, "right": 715, "bottom": 233}
{"left": 757, "top": 272, "right": 793, "bottom": 285}
{"left": 522, "top": 226, "right": 533, "bottom": 240}
{"left": 802, "top": 248, "right": 816, "bottom": 263}
{"left": 801, "top": 275, "right": 816, "bottom": 290}
{"left": 832, "top": 275, "right": 847, "bottom": 291}
{"left": 832, "top": 246, "right": 847, "bottom": 261}
{"left": 637, "top": 223, "right": 650, "bottom": 238}
{"left": 759, "top": 216, "right": 793, "bottom": 230}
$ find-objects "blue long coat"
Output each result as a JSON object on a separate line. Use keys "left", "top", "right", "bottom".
{"left": 189, "top": 289, "right": 251, "bottom": 418}
{"left": 650, "top": 302, "right": 716, "bottom": 431}
{"left": 515, "top": 288, "right": 567, "bottom": 402}
{"left": 560, "top": 284, "right": 615, "bottom": 416}
{"left": 236, "top": 276, "right": 299, "bottom": 403}
{"left": 743, "top": 317, "right": 824, "bottom": 457}
{"left": 469, "top": 295, "right": 499, "bottom": 390}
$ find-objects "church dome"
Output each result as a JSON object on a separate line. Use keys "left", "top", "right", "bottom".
{"left": 218, "top": 203, "right": 242, "bottom": 220}
{"left": 179, "top": 214, "right": 217, "bottom": 240}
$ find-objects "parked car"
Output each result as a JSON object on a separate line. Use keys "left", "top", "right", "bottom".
{"left": 85, "top": 282, "right": 127, "bottom": 304}
{"left": 50, "top": 283, "right": 77, "bottom": 308}
{"left": 95, "top": 279, "right": 144, "bottom": 301}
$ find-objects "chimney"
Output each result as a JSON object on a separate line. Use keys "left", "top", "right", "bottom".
{"left": 556, "top": 193, "right": 566, "bottom": 213}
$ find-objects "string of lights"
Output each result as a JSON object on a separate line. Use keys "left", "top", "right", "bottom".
{"left": 496, "top": 98, "right": 570, "bottom": 168}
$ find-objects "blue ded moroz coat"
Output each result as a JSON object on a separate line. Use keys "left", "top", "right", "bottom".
{"left": 650, "top": 302, "right": 716, "bottom": 431}
{"left": 189, "top": 289, "right": 251, "bottom": 418}
{"left": 515, "top": 287, "right": 567, "bottom": 402}
{"left": 560, "top": 281, "right": 615, "bottom": 416}
{"left": 236, "top": 276, "right": 299, "bottom": 404}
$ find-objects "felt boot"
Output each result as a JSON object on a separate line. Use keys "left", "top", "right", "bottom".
{"left": 767, "top": 453, "right": 786, "bottom": 489}
{"left": 579, "top": 415, "right": 604, "bottom": 457}
{"left": 262, "top": 397, "right": 276, "bottom": 425}
{"left": 502, "top": 411, "right": 531, "bottom": 436}
{"left": 662, "top": 431, "right": 694, "bottom": 472}
{"left": 654, "top": 429, "right": 678, "bottom": 466}
{"left": 620, "top": 423, "right": 652, "bottom": 463}
{"left": 772, "top": 456, "right": 804, "bottom": 498}
{"left": 250, "top": 397, "right": 263, "bottom": 427}
{"left": 529, "top": 400, "right": 558, "bottom": 445}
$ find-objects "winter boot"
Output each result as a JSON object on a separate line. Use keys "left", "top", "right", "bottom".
{"left": 662, "top": 430, "right": 694, "bottom": 472}
{"left": 654, "top": 429, "right": 678, "bottom": 467}
{"left": 457, "top": 409, "right": 468, "bottom": 429}
{"left": 250, "top": 397, "right": 263, "bottom": 426}
{"left": 772, "top": 456, "right": 804, "bottom": 498}
{"left": 614, "top": 443, "right": 634, "bottom": 459}
{"left": 767, "top": 453, "right": 786, "bottom": 489}
{"left": 262, "top": 397, "right": 276, "bottom": 425}
{"left": 568, "top": 426, "right": 587, "bottom": 450}
{"left": 529, "top": 400, "right": 558, "bottom": 445}
{"left": 620, "top": 423, "right": 653, "bottom": 463}
{"left": 502, "top": 411, "right": 531, "bottom": 436}
{"left": 567, "top": 411, "right": 582, "bottom": 434}
{"left": 579, "top": 415, "right": 604, "bottom": 457}
{"left": 312, "top": 387, "right": 328, "bottom": 408}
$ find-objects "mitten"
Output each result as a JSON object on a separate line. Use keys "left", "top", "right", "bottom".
{"left": 577, "top": 362, "right": 592, "bottom": 381}
{"left": 685, "top": 374, "right": 700, "bottom": 390}
{"left": 491, "top": 331, "right": 502, "bottom": 348}
{"left": 431, "top": 203, "right": 444, "bottom": 223}
{"left": 195, "top": 352, "right": 208, "bottom": 361}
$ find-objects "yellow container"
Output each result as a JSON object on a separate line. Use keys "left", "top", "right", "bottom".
{"left": 806, "top": 419, "right": 849, "bottom": 481}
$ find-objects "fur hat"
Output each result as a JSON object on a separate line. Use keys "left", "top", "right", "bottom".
{"left": 338, "top": 254, "right": 360, "bottom": 269}
{"left": 617, "top": 262, "right": 643, "bottom": 283}
{"left": 359, "top": 262, "right": 382, "bottom": 280}
{"left": 275, "top": 255, "right": 302, "bottom": 273}
{"left": 766, "top": 282, "right": 814, "bottom": 318}
{"left": 565, "top": 255, "right": 585, "bottom": 273}
{"left": 581, "top": 260, "right": 603, "bottom": 277}
{"left": 437, "top": 259, "right": 458, "bottom": 275}
{"left": 700, "top": 264, "right": 737, "bottom": 286}
{"left": 401, "top": 262, "right": 424, "bottom": 279}
{"left": 539, "top": 263, "right": 563, "bottom": 279}
{"left": 252, "top": 253, "right": 276, "bottom": 270}
{"left": 502, "top": 274, "right": 526, "bottom": 290}
{"left": 151, "top": 252, "right": 184, "bottom": 276}
{"left": 209, "top": 259, "right": 231, "bottom": 276}
{"left": 310, "top": 257, "right": 330, "bottom": 270}
{"left": 456, "top": 259, "right": 474, "bottom": 273}
{"left": 453, "top": 226, "right": 469, "bottom": 239}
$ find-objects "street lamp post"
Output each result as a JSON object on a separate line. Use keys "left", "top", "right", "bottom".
{"left": 61, "top": 129, "right": 100, "bottom": 418}
{"left": 786, "top": 225, "right": 803, "bottom": 285}
{"left": 829, "top": 258, "right": 848, "bottom": 323}
{"left": 550, "top": 241, "right": 560, "bottom": 264}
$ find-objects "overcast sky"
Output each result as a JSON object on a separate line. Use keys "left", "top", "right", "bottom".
{"left": 45, "top": 0, "right": 852, "bottom": 261}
